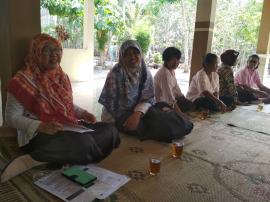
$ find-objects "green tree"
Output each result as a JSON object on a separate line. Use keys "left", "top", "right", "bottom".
{"left": 150, "top": 0, "right": 196, "bottom": 70}
{"left": 135, "top": 31, "right": 151, "bottom": 54}
{"left": 115, "top": 1, "right": 154, "bottom": 58}
{"left": 41, "top": 0, "right": 84, "bottom": 48}
{"left": 94, "top": 0, "right": 125, "bottom": 66}
{"left": 153, "top": 52, "right": 162, "bottom": 64}
{"left": 212, "top": 0, "right": 263, "bottom": 67}
{"left": 41, "top": 0, "right": 84, "bottom": 19}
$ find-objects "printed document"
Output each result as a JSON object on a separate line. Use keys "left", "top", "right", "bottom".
{"left": 34, "top": 165, "right": 130, "bottom": 201}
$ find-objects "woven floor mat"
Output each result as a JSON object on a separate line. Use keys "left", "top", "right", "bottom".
{"left": 210, "top": 108, "right": 270, "bottom": 135}
{"left": 98, "top": 120, "right": 270, "bottom": 202}
{"left": 0, "top": 135, "right": 61, "bottom": 202}
{"left": 1, "top": 116, "right": 270, "bottom": 201}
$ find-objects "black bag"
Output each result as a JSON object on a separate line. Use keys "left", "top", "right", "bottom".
{"left": 115, "top": 67, "right": 193, "bottom": 142}
{"left": 142, "top": 102, "right": 193, "bottom": 142}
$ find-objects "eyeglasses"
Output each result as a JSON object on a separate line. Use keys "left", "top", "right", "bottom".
{"left": 42, "top": 47, "right": 62, "bottom": 55}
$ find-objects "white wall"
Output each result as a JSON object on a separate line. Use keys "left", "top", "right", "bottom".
{"left": 60, "top": 0, "right": 94, "bottom": 82}
{"left": 61, "top": 48, "right": 93, "bottom": 81}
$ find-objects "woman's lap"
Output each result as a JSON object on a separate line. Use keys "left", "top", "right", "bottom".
{"left": 237, "top": 89, "right": 257, "bottom": 102}
{"left": 220, "top": 95, "right": 236, "bottom": 108}
{"left": 194, "top": 97, "right": 219, "bottom": 111}
{"left": 115, "top": 104, "right": 193, "bottom": 142}
{"left": 176, "top": 96, "right": 193, "bottom": 112}
{"left": 24, "top": 122, "right": 120, "bottom": 164}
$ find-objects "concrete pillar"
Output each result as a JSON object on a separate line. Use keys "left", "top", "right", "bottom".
{"left": 0, "top": 0, "right": 41, "bottom": 123}
{"left": 189, "top": 0, "right": 217, "bottom": 82}
{"left": 60, "top": 0, "right": 94, "bottom": 81}
{"left": 84, "top": 0, "right": 94, "bottom": 51}
{"left": 82, "top": 0, "right": 94, "bottom": 80}
{"left": 256, "top": 0, "right": 270, "bottom": 82}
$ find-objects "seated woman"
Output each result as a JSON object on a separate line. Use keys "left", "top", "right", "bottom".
{"left": 154, "top": 47, "right": 193, "bottom": 113}
{"left": 218, "top": 49, "right": 239, "bottom": 109}
{"left": 2, "top": 34, "right": 120, "bottom": 182}
{"left": 235, "top": 54, "right": 270, "bottom": 103}
{"left": 186, "top": 53, "right": 228, "bottom": 112}
{"left": 99, "top": 40, "right": 193, "bottom": 142}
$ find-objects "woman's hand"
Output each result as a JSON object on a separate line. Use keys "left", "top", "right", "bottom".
{"left": 218, "top": 101, "right": 228, "bottom": 113}
{"left": 38, "top": 122, "right": 63, "bottom": 135}
{"left": 256, "top": 90, "right": 269, "bottom": 98}
{"left": 173, "top": 104, "right": 182, "bottom": 114}
{"left": 213, "top": 92, "right": 218, "bottom": 98}
{"left": 81, "top": 111, "right": 97, "bottom": 124}
{"left": 123, "top": 111, "right": 142, "bottom": 131}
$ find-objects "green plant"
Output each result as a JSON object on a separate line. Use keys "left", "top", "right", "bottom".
{"left": 153, "top": 52, "right": 162, "bottom": 64}
{"left": 96, "top": 30, "right": 109, "bottom": 51}
{"left": 135, "top": 31, "right": 151, "bottom": 55}
{"left": 41, "top": 0, "right": 84, "bottom": 48}
{"left": 95, "top": 0, "right": 124, "bottom": 52}
{"left": 41, "top": 0, "right": 84, "bottom": 19}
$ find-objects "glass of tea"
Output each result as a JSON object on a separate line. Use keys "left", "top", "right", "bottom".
{"left": 200, "top": 109, "right": 209, "bottom": 120}
{"left": 257, "top": 102, "right": 264, "bottom": 112}
{"left": 149, "top": 156, "right": 161, "bottom": 176}
{"left": 171, "top": 140, "right": 184, "bottom": 158}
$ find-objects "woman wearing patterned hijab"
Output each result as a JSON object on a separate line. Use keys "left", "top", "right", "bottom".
{"left": 100, "top": 40, "right": 193, "bottom": 142}
{"left": 99, "top": 40, "right": 155, "bottom": 135}
{"left": 2, "top": 34, "right": 120, "bottom": 182}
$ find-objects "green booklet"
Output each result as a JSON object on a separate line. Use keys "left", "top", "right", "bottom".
{"left": 62, "top": 166, "right": 97, "bottom": 186}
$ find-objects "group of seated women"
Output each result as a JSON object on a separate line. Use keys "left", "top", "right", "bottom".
{"left": 155, "top": 47, "right": 270, "bottom": 114}
{"left": 2, "top": 33, "right": 269, "bottom": 182}
{"left": 218, "top": 50, "right": 270, "bottom": 105}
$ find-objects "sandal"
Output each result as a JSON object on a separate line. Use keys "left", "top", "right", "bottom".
{"left": 1, "top": 154, "right": 46, "bottom": 182}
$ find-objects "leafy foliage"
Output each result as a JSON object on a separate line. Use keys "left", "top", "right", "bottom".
{"left": 94, "top": 0, "right": 124, "bottom": 51}
{"left": 40, "top": 0, "right": 264, "bottom": 69}
{"left": 212, "top": 0, "right": 263, "bottom": 66}
{"left": 41, "top": 0, "right": 84, "bottom": 48}
{"left": 135, "top": 31, "right": 151, "bottom": 54}
{"left": 41, "top": 0, "right": 84, "bottom": 19}
{"left": 153, "top": 52, "right": 162, "bottom": 64}
{"left": 149, "top": 0, "right": 196, "bottom": 69}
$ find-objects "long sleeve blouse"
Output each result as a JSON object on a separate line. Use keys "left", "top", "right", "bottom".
{"left": 5, "top": 92, "right": 85, "bottom": 147}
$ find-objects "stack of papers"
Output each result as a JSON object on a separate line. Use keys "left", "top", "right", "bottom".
{"left": 34, "top": 165, "right": 130, "bottom": 202}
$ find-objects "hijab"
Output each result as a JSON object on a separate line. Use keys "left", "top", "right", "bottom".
{"left": 118, "top": 40, "right": 144, "bottom": 84}
{"left": 220, "top": 49, "right": 239, "bottom": 66}
{"left": 99, "top": 40, "right": 155, "bottom": 118}
{"left": 8, "top": 33, "right": 78, "bottom": 124}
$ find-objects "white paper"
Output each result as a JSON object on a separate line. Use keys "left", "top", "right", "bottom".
{"left": 34, "top": 170, "right": 95, "bottom": 202}
{"left": 34, "top": 165, "right": 130, "bottom": 201}
{"left": 78, "top": 165, "right": 130, "bottom": 199}
{"left": 62, "top": 124, "right": 94, "bottom": 133}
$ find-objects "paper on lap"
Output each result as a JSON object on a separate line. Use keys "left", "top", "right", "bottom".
{"left": 62, "top": 124, "right": 94, "bottom": 133}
